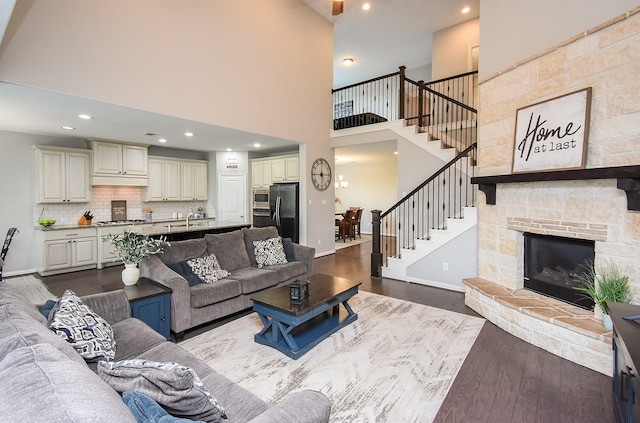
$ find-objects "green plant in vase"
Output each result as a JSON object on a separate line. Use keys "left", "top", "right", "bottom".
{"left": 102, "top": 231, "right": 167, "bottom": 285}
{"left": 575, "top": 260, "right": 630, "bottom": 330}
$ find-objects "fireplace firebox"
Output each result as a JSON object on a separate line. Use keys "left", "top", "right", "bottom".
{"left": 523, "top": 233, "right": 595, "bottom": 310}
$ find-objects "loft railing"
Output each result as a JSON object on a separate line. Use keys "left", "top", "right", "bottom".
{"left": 371, "top": 143, "right": 478, "bottom": 277}
{"left": 332, "top": 67, "right": 477, "bottom": 147}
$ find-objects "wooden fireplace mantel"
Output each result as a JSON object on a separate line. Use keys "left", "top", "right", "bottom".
{"left": 471, "top": 165, "right": 640, "bottom": 211}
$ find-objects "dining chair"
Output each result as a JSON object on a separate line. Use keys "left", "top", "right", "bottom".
{"left": 349, "top": 207, "right": 363, "bottom": 239}
{"left": 335, "top": 209, "right": 354, "bottom": 242}
{"left": 0, "top": 228, "right": 19, "bottom": 281}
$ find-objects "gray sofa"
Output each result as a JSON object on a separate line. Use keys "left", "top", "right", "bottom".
{"left": 140, "top": 227, "right": 315, "bottom": 338}
{"left": 0, "top": 281, "right": 331, "bottom": 422}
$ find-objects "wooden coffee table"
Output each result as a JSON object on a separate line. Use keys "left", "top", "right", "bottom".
{"left": 250, "top": 274, "right": 361, "bottom": 359}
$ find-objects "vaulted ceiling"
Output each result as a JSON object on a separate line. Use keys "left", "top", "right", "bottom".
{"left": 0, "top": 1, "right": 478, "bottom": 156}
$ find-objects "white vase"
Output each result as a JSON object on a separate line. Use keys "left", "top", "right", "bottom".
{"left": 602, "top": 313, "right": 613, "bottom": 331}
{"left": 122, "top": 263, "right": 140, "bottom": 286}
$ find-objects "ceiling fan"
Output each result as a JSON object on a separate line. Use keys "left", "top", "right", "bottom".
{"left": 332, "top": 0, "right": 344, "bottom": 15}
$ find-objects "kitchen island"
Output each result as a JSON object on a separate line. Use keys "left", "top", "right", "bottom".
{"left": 36, "top": 218, "right": 252, "bottom": 273}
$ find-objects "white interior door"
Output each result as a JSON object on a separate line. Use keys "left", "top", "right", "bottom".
{"left": 218, "top": 175, "right": 247, "bottom": 223}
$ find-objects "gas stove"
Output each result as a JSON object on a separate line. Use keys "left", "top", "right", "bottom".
{"left": 95, "top": 219, "right": 147, "bottom": 226}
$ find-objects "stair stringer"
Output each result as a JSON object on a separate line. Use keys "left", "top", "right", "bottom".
{"left": 381, "top": 206, "right": 477, "bottom": 282}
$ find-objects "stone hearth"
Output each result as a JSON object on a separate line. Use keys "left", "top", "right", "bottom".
{"left": 464, "top": 278, "right": 611, "bottom": 375}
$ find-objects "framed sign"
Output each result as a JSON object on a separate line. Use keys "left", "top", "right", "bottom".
{"left": 512, "top": 87, "right": 592, "bottom": 173}
{"left": 334, "top": 100, "right": 353, "bottom": 118}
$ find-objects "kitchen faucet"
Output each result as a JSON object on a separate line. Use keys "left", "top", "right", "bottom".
{"left": 186, "top": 208, "right": 194, "bottom": 228}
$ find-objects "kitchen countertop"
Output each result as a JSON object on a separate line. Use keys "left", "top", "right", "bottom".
{"left": 35, "top": 218, "right": 252, "bottom": 234}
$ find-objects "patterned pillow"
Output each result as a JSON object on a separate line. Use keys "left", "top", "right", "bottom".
{"left": 98, "top": 359, "right": 227, "bottom": 423}
{"left": 187, "top": 254, "right": 230, "bottom": 284}
{"left": 253, "top": 237, "right": 288, "bottom": 268}
{"left": 48, "top": 289, "right": 116, "bottom": 362}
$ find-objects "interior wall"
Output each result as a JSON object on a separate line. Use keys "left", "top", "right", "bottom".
{"left": 0, "top": 0, "right": 336, "bottom": 254}
{"left": 334, "top": 160, "right": 397, "bottom": 235}
{"left": 396, "top": 139, "right": 447, "bottom": 201}
{"left": 479, "top": 1, "right": 639, "bottom": 78}
{"left": 431, "top": 18, "right": 479, "bottom": 80}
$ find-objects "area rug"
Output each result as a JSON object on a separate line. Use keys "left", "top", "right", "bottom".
{"left": 335, "top": 234, "right": 371, "bottom": 251}
{"left": 3, "top": 274, "right": 58, "bottom": 305}
{"left": 180, "top": 291, "right": 484, "bottom": 422}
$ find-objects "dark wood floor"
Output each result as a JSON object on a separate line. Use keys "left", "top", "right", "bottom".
{"left": 39, "top": 241, "right": 615, "bottom": 422}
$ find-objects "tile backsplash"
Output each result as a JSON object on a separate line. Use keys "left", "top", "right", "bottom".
{"left": 34, "top": 186, "right": 212, "bottom": 224}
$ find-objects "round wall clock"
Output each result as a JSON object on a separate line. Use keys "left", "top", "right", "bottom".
{"left": 311, "top": 158, "right": 332, "bottom": 191}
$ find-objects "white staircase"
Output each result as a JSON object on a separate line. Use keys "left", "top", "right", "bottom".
{"left": 382, "top": 206, "right": 477, "bottom": 281}
{"left": 332, "top": 117, "right": 478, "bottom": 286}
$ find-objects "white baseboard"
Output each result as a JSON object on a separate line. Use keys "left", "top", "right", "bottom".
{"left": 407, "top": 277, "right": 466, "bottom": 293}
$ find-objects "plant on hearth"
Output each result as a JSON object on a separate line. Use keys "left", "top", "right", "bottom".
{"left": 102, "top": 231, "right": 166, "bottom": 265}
{"left": 575, "top": 259, "right": 630, "bottom": 322}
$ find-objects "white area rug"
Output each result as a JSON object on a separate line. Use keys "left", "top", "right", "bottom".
{"left": 4, "top": 274, "right": 58, "bottom": 305}
{"left": 180, "top": 291, "right": 484, "bottom": 422}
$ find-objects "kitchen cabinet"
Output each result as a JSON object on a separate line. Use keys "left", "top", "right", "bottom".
{"left": 145, "top": 157, "right": 181, "bottom": 202}
{"left": 272, "top": 155, "right": 299, "bottom": 182}
{"left": 181, "top": 160, "right": 208, "bottom": 201}
{"left": 34, "top": 146, "right": 91, "bottom": 203}
{"left": 88, "top": 139, "right": 148, "bottom": 186}
{"left": 252, "top": 154, "right": 298, "bottom": 187}
{"left": 39, "top": 228, "right": 97, "bottom": 275}
{"left": 144, "top": 157, "right": 207, "bottom": 202}
{"left": 251, "top": 159, "right": 272, "bottom": 188}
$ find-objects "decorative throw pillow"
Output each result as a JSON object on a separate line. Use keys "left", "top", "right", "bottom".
{"left": 167, "top": 260, "right": 203, "bottom": 287}
{"left": 253, "top": 237, "right": 288, "bottom": 268}
{"left": 187, "top": 254, "right": 230, "bottom": 284}
{"left": 48, "top": 289, "right": 116, "bottom": 362}
{"left": 122, "top": 391, "right": 205, "bottom": 423}
{"left": 98, "top": 360, "right": 227, "bottom": 423}
{"left": 282, "top": 237, "right": 296, "bottom": 262}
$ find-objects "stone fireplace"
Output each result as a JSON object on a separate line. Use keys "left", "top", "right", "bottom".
{"left": 465, "top": 10, "right": 640, "bottom": 376}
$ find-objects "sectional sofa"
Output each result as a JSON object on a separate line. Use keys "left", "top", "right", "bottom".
{"left": 0, "top": 281, "right": 331, "bottom": 422}
{"left": 140, "top": 226, "right": 315, "bottom": 339}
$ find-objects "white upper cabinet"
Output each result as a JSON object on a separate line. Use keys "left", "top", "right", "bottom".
{"left": 251, "top": 160, "right": 272, "bottom": 188}
{"left": 88, "top": 139, "right": 148, "bottom": 186}
{"left": 144, "top": 157, "right": 207, "bottom": 202}
{"left": 284, "top": 156, "right": 299, "bottom": 181}
{"left": 253, "top": 154, "right": 298, "bottom": 186}
{"left": 145, "top": 157, "right": 181, "bottom": 201}
{"left": 181, "top": 160, "right": 208, "bottom": 201}
{"left": 34, "top": 146, "right": 91, "bottom": 203}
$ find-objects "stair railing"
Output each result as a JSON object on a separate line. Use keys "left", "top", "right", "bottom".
{"left": 332, "top": 67, "right": 477, "bottom": 141}
{"left": 371, "top": 143, "right": 478, "bottom": 277}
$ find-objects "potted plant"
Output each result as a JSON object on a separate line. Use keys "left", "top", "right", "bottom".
{"left": 102, "top": 231, "right": 166, "bottom": 285}
{"left": 575, "top": 260, "right": 630, "bottom": 330}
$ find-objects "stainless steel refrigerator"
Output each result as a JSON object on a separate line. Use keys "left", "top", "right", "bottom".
{"left": 269, "top": 182, "right": 299, "bottom": 243}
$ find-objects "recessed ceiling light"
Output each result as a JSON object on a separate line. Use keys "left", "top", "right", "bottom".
{"left": 253, "top": 143, "right": 261, "bottom": 148}
{"left": 61, "top": 126, "right": 75, "bottom": 130}
{"left": 226, "top": 148, "right": 232, "bottom": 152}
{"left": 78, "top": 114, "right": 92, "bottom": 120}
{"left": 462, "top": 6, "right": 470, "bottom": 13}
{"left": 394, "top": 151, "right": 398, "bottom": 155}
{"left": 184, "top": 132, "right": 194, "bottom": 137}
{"left": 158, "top": 138, "right": 167, "bottom": 143}
{"left": 342, "top": 57, "right": 354, "bottom": 66}
{"left": 362, "top": 3, "right": 370, "bottom": 11}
